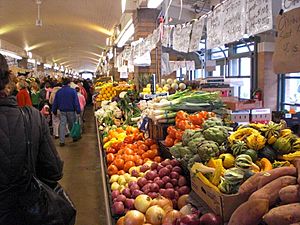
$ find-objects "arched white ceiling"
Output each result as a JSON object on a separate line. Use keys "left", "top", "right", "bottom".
{"left": 0, "top": 0, "right": 121, "bottom": 71}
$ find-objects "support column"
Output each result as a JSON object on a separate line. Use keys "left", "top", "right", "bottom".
{"left": 133, "top": 8, "right": 161, "bottom": 90}
{"left": 18, "top": 58, "right": 28, "bottom": 69}
{"left": 257, "top": 42, "right": 278, "bottom": 111}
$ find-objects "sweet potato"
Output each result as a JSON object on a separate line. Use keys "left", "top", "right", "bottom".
{"left": 228, "top": 199, "right": 269, "bottom": 225}
{"left": 239, "top": 167, "right": 297, "bottom": 196}
{"left": 279, "top": 185, "right": 300, "bottom": 204}
{"left": 263, "top": 203, "right": 300, "bottom": 225}
{"left": 290, "top": 223, "right": 300, "bottom": 225}
{"left": 249, "top": 176, "right": 297, "bottom": 206}
{"left": 292, "top": 159, "right": 300, "bottom": 184}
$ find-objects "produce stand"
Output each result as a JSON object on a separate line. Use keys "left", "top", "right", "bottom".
{"left": 95, "top": 118, "right": 114, "bottom": 225}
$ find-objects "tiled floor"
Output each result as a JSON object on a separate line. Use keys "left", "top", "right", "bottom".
{"left": 55, "top": 107, "right": 107, "bottom": 225}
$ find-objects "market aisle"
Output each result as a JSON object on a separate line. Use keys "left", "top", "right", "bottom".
{"left": 55, "top": 106, "right": 107, "bottom": 225}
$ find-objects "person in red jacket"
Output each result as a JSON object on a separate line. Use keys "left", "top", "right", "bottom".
{"left": 16, "top": 80, "right": 32, "bottom": 107}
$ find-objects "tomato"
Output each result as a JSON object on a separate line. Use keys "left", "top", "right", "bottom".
{"left": 150, "top": 144, "right": 159, "bottom": 150}
{"left": 124, "top": 135, "right": 134, "bottom": 144}
{"left": 107, "top": 165, "right": 118, "bottom": 176}
{"left": 139, "top": 144, "right": 148, "bottom": 151}
{"left": 176, "top": 111, "right": 188, "bottom": 120}
{"left": 124, "top": 161, "right": 135, "bottom": 172}
{"left": 143, "top": 158, "right": 151, "bottom": 163}
{"left": 177, "top": 120, "right": 187, "bottom": 130}
{"left": 124, "top": 155, "right": 135, "bottom": 162}
{"left": 135, "top": 159, "right": 144, "bottom": 166}
{"left": 106, "top": 153, "right": 115, "bottom": 165}
{"left": 167, "top": 126, "right": 177, "bottom": 139}
{"left": 124, "top": 148, "right": 134, "bottom": 155}
{"left": 142, "top": 152, "right": 149, "bottom": 159}
{"left": 114, "top": 158, "right": 125, "bottom": 170}
{"left": 137, "top": 149, "right": 145, "bottom": 156}
{"left": 175, "top": 130, "right": 183, "bottom": 141}
{"left": 117, "top": 170, "right": 125, "bottom": 175}
{"left": 154, "top": 156, "right": 162, "bottom": 163}
{"left": 111, "top": 142, "right": 122, "bottom": 151}
{"left": 147, "top": 150, "right": 156, "bottom": 159}
{"left": 106, "top": 147, "right": 117, "bottom": 154}
{"left": 165, "top": 136, "right": 175, "bottom": 147}
{"left": 144, "top": 138, "right": 155, "bottom": 147}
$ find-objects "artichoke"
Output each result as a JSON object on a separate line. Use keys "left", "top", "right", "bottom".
{"left": 192, "top": 131, "right": 204, "bottom": 139}
{"left": 182, "top": 129, "right": 196, "bottom": 146}
{"left": 203, "top": 117, "right": 223, "bottom": 129}
{"left": 188, "top": 137, "right": 206, "bottom": 154}
{"left": 203, "top": 126, "right": 229, "bottom": 145}
{"left": 170, "top": 143, "right": 183, "bottom": 158}
{"left": 196, "top": 140, "right": 220, "bottom": 162}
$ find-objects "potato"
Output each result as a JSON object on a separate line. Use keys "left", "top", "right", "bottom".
{"left": 279, "top": 185, "right": 300, "bottom": 204}
{"left": 292, "top": 159, "right": 300, "bottom": 184}
{"left": 239, "top": 167, "right": 297, "bottom": 196}
{"left": 258, "top": 167, "right": 297, "bottom": 189}
{"left": 249, "top": 176, "right": 297, "bottom": 206}
{"left": 263, "top": 203, "right": 300, "bottom": 225}
{"left": 228, "top": 199, "right": 269, "bottom": 225}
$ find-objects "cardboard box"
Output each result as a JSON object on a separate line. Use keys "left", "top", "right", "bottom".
{"left": 223, "top": 97, "right": 263, "bottom": 111}
{"left": 251, "top": 108, "right": 271, "bottom": 124}
{"left": 227, "top": 110, "right": 250, "bottom": 123}
{"left": 191, "top": 173, "right": 248, "bottom": 223}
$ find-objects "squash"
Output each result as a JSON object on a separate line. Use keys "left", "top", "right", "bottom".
{"left": 260, "top": 158, "right": 273, "bottom": 171}
{"left": 244, "top": 149, "right": 258, "bottom": 162}
{"left": 258, "top": 146, "right": 277, "bottom": 163}
{"left": 235, "top": 154, "right": 260, "bottom": 171}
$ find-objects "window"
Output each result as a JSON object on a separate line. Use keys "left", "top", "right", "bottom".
{"left": 279, "top": 73, "right": 300, "bottom": 112}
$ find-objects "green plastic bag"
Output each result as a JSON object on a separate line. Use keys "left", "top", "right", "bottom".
{"left": 70, "top": 121, "right": 81, "bottom": 139}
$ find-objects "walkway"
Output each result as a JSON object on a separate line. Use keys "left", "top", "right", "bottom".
{"left": 55, "top": 107, "right": 107, "bottom": 225}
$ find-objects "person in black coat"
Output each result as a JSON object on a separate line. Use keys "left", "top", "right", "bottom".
{"left": 0, "top": 54, "right": 64, "bottom": 225}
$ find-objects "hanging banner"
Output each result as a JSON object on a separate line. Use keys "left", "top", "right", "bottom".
{"left": 189, "top": 16, "right": 206, "bottom": 52}
{"left": 282, "top": 0, "right": 300, "bottom": 12}
{"left": 162, "top": 25, "right": 171, "bottom": 48}
{"left": 207, "top": 4, "right": 224, "bottom": 49}
{"left": 172, "top": 24, "right": 192, "bottom": 53}
{"left": 222, "top": 0, "right": 246, "bottom": 44}
{"left": 273, "top": 7, "right": 300, "bottom": 74}
{"left": 245, "top": 0, "right": 273, "bottom": 35}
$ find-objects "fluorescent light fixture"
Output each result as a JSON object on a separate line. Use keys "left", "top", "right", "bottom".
{"left": 37, "top": 61, "right": 41, "bottom": 65}
{"left": 0, "top": 49, "right": 22, "bottom": 60}
{"left": 115, "top": 19, "right": 134, "bottom": 48}
{"left": 122, "top": 0, "right": 126, "bottom": 13}
{"left": 28, "top": 58, "right": 36, "bottom": 64}
{"left": 147, "top": 0, "right": 164, "bottom": 8}
{"left": 27, "top": 51, "right": 33, "bottom": 59}
{"left": 44, "top": 63, "right": 52, "bottom": 69}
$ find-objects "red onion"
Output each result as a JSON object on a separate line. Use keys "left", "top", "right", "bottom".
{"left": 164, "top": 188, "right": 175, "bottom": 199}
{"left": 199, "top": 213, "right": 222, "bottom": 225}
{"left": 111, "top": 190, "right": 120, "bottom": 199}
{"left": 162, "top": 176, "right": 171, "bottom": 184}
{"left": 129, "top": 183, "right": 140, "bottom": 192}
{"left": 165, "top": 182, "right": 174, "bottom": 189}
{"left": 159, "top": 188, "right": 166, "bottom": 196}
{"left": 148, "top": 192, "right": 159, "bottom": 199}
{"left": 170, "top": 171, "right": 180, "bottom": 179}
{"left": 137, "top": 177, "right": 147, "bottom": 188}
{"left": 146, "top": 170, "right": 158, "bottom": 180}
{"left": 124, "top": 198, "right": 135, "bottom": 210}
{"left": 161, "top": 159, "right": 171, "bottom": 167}
{"left": 116, "top": 194, "right": 126, "bottom": 203}
{"left": 131, "top": 170, "right": 139, "bottom": 177}
{"left": 156, "top": 179, "right": 165, "bottom": 188}
{"left": 172, "top": 166, "right": 182, "bottom": 174}
{"left": 151, "top": 162, "right": 158, "bottom": 170}
{"left": 159, "top": 167, "right": 171, "bottom": 177}
{"left": 171, "top": 178, "right": 178, "bottom": 186}
{"left": 178, "top": 186, "right": 190, "bottom": 195}
{"left": 142, "top": 183, "right": 151, "bottom": 193}
{"left": 154, "top": 177, "right": 161, "bottom": 182}
{"left": 180, "top": 214, "right": 200, "bottom": 225}
{"left": 170, "top": 159, "right": 180, "bottom": 167}
{"left": 112, "top": 201, "right": 125, "bottom": 215}
{"left": 140, "top": 164, "right": 150, "bottom": 172}
{"left": 178, "top": 176, "right": 187, "bottom": 187}
{"left": 150, "top": 183, "right": 160, "bottom": 192}
{"left": 122, "top": 188, "right": 131, "bottom": 198}
{"left": 132, "top": 189, "right": 143, "bottom": 198}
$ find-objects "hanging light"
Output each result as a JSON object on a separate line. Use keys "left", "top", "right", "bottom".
{"left": 115, "top": 18, "right": 134, "bottom": 48}
{"left": 147, "top": 0, "right": 164, "bottom": 8}
{"left": 0, "top": 49, "right": 22, "bottom": 60}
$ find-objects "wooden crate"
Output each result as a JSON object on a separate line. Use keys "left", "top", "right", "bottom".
{"left": 148, "top": 119, "right": 173, "bottom": 141}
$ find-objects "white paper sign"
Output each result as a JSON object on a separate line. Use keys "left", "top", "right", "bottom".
{"left": 245, "top": 0, "right": 273, "bottom": 35}
{"left": 189, "top": 16, "right": 206, "bottom": 52}
{"left": 207, "top": 4, "right": 224, "bottom": 49}
{"left": 172, "top": 24, "right": 192, "bottom": 53}
{"left": 282, "top": 0, "right": 300, "bottom": 12}
{"left": 222, "top": 0, "right": 246, "bottom": 44}
{"left": 162, "top": 25, "right": 171, "bottom": 48}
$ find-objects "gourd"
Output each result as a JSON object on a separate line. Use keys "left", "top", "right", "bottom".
{"left": 235, "top": 154, "right": 260, "bottom": 171}
{"left": 244, "top": 149, "right": 258, "bottom": 162}
{"left": 219, "top": 153, "right": 235, "bottom": 169}
{"left": 258, "top": 146, "right": 277, "bottom": 163}
{"left": 260, "top": 158, "right": 273, "bottom": 171}
{"left": 231, "top": 140, "right": 248, "bottom": 156}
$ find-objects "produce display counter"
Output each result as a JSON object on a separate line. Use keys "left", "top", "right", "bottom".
{"left": 95, "top": 118, "right": 114, "bottom": 225}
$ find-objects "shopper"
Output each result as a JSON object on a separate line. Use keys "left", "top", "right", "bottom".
{"left": 30, "top": 81, "right": 40, "bottom": 109}
{"left": 52, "top": 78, "right": 81, "bottom": 146}
{"left": 0, "top": 55, "right": 75, "bottom": 225}
{"left": 50, "top": 83, "right": 62, "bottom": 139}
{"left": 76, "top": 81, "right": 87, "bottom": 100}
{"left": 16, "top": 79, "right": 32, "bottom": 107}
{"left": 75, "top": 85, "right": 86, "bottom": 132}
{"left": 40, "top": 81, "right": 52, "bottom": 108}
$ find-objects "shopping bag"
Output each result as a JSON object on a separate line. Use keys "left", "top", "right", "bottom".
{"left": 70, "top": 121, "right": 81, "bottom": 139}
